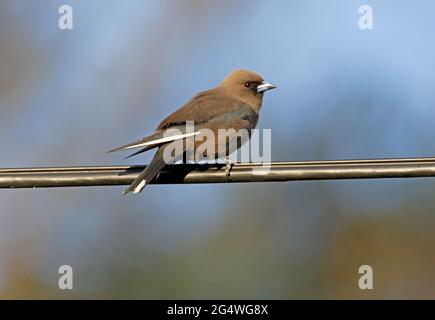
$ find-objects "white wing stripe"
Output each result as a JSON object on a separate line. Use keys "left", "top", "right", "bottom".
{"left": 123, "top": 132, "right": 200, "bottom": 150}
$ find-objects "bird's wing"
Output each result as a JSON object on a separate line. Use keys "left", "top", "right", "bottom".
{"left": 157, "top": 91, "right": 257, "bottom": 129}
{"left": 107, "top": 130, "right": 199, "bottom": 154}
{"left": 109, "top": 92, "right": 256, "bottom": 159}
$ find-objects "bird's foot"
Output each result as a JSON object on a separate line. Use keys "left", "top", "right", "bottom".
{"left": 225, "top": 159, "right": 235, "bottom": 181}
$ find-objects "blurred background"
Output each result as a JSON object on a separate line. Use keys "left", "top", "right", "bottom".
{"left": 1, "top": 0, "right": 435, "bottom": 299}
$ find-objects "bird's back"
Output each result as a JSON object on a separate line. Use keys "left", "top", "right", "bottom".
{"left": 157, "top": 87, "right": 259, "bottom": 131}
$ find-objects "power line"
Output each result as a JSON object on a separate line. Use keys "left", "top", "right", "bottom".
{"left": 2, "top": 157, "right": 435, "bottom": 189}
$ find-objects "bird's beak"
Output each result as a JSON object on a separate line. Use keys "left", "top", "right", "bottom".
{"left": 256, "top": 81, "right": 276, "bottom": 93}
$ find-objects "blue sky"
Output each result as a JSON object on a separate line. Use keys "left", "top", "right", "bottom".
{"left": 1, "top": 0, "right": 435, "bottom": 298}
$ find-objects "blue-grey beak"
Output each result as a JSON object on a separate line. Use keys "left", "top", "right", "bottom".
{"left": 256, "top": 81, "right": 276, "bottom": 93}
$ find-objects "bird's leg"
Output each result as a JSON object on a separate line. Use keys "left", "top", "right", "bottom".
{"left": 225, "top": 158, "right": 235, "bottom": 180}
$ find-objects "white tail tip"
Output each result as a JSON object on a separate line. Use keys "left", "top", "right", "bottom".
{"left": 132, "top": 180, "right": 147, "bottom": 194}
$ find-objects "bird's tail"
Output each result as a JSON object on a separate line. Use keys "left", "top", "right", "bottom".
{"left": 123, "top": 146, "right": 168, "bottom": 195}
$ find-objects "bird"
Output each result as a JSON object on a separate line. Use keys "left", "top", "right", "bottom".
{"left": 108, "top": 69, "right": 276, "bottom": 195}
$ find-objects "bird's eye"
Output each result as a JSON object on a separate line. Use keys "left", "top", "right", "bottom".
{"left": 244, "top": 82, "right": 250, "bottom": 87}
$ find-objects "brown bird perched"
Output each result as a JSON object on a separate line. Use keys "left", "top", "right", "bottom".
{"left": 108, "top": 69, "right": 276, "bottom": 194}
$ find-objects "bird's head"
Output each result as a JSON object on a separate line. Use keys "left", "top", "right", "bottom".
{"left": 219, "top": 69, "right": 276, "bottom": 109}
